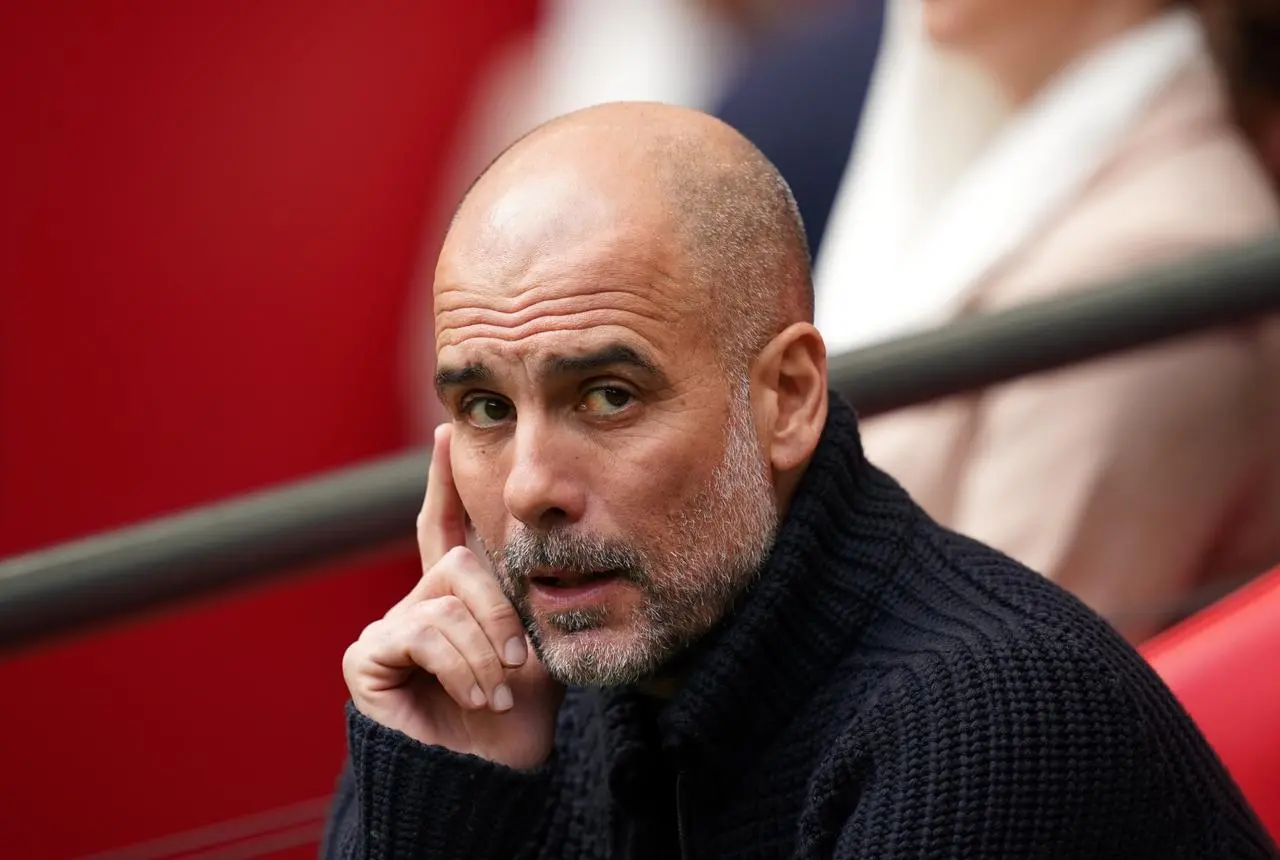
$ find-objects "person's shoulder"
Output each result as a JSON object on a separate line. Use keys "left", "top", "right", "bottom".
{"left": 812, "top": 524, "right": 1273, "bottom": 856}
{"left": 1085, "top": 55, "right": 1278, "bottom": 241}
{"left": 847, "top": 519, "right": 1182, "bottom": 732}
{"left": 1002, "top": 55, "right": 1276, "bottom": 304}
{"left": 851, "top": 517, "right": 1264, "bottom": 803}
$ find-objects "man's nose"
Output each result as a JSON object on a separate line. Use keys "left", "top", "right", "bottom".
{"left": 502, "top": 418, "right": 587, "bottom": 531}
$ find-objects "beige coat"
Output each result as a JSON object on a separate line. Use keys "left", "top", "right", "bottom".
{"left": 860, "top": 58, "right": 1280, "bottom": 642}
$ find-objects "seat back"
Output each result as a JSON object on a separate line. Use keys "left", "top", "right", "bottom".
{"left": 1142, "top": 566, "right": 1280, "bottom": 841}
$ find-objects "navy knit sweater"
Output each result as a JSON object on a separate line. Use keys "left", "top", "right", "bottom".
{"left": 322, "top": 397, "right": 1276, "bottom": 859}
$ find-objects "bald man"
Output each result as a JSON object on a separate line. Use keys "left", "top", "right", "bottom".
{"left": 322, "top": 104, "right": 1275, "bottom": 859}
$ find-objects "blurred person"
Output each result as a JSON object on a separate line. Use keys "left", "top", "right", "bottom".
{"left": 448, "top": 0, "right": 831, "bottom": 172}
{"left": 815, "top": 0, "right": 1280, "bottom": 641}
{"left": 715, "top": 0, "right": 887, "bottom": 256}
{"left": 323, "top": 103, "right": 1275, "bottom": 859}
{"left": 454, "top": 0, "right": 743, "bottom": 167}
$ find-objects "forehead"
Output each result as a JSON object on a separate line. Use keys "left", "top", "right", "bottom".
{"left": 433, "top": 165, "right": 702, "bottom": 371}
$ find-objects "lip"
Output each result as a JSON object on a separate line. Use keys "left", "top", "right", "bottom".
{"left": 527, "top": 575, "right": 625, "bottom": 611}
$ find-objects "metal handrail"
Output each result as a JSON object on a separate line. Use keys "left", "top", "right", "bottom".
{"left": 3, "top": 236, "right": 1280, "bottom": 652}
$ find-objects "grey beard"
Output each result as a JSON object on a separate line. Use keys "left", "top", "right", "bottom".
{"left": 545, "top": 607, "right": 608, "bottom": 634}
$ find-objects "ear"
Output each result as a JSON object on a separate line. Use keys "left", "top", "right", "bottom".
{"left": 749, "top": 322, "right": 828, "bottom": 474}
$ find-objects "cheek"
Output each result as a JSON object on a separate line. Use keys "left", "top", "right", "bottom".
{"left": 595, "top": 424, "right": 723, "bottom": 527}
{"left": 451, "top": 443, "right": 506, "bottom": 541}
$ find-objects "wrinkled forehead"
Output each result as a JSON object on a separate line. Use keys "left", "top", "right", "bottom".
{"left": 433, "top": 164, "right": 704, "bottom": 369}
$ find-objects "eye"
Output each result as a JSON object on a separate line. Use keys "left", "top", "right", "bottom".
{"left": 461, "top": 396, "right": 514, "bottom": 429}
{"left": 579, "top": 386, "right": 634, "bottom": 417}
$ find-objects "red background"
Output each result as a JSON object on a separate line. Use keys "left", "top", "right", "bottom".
{"left": 0, "top": 2, "right": 537, "bottom": 857}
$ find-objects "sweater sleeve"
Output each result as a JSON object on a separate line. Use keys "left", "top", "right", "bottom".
{"left": 813, "top": 637, "right": 1278, "bottom": 859}
{"left": 320, "top": 702, "right": 555, "bottom": 860}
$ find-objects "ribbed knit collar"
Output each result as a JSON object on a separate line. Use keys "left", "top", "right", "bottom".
{"left": 596, "top": 394, "right": 919, "bottom": 792}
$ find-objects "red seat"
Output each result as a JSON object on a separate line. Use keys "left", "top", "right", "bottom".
{"left": 1142, "top": 565, "right": 1280, "bottom": 842}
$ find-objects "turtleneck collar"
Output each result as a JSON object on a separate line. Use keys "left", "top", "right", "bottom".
{"left": 595, "top": 394, "right": 920, "bottom": 792}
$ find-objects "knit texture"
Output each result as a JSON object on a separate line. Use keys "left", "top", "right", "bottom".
{"left": 322, "top": 396, "right": 1278, "bottom": 859}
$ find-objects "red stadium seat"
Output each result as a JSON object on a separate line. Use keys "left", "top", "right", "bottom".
{"left": 1142, "top": 565, "right": 1280, "bottom": 842}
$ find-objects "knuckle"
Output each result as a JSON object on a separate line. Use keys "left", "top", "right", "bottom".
{"left": 354, "top": 618, "right": 389, "bottom": 649}
{"left": 415, "top": 624, "right": 446, "bottom": 658}
{"left": 471, "top": 645, "right": 503, "bottom": 678}
{"left": 368, "top": 615, "right": 420, "bottom": 656}
{"left": 415, "top": 570, "right": 444, "bottom": 601}
{"left": 441, "top": 545, "right": 472, "bottom": 568}
{"left": 422, "top": 546, "right": 468, "bottom": 582}
{"left": 443, "top": 648, "right": 471, "bottom": 678}
{"left": 431, "top": 594, "right": 469, "bottom": 624}
{"left": 419, "top": 623, "right": 446, "bottom": 646}
{"left": 428, "top": 642, "right": 470, "bottom": 683}
{"left": 341, "top": 640, "right": 366, "bottom": 678}
{"left": 485, "top": 601, "right": 520, "bottom": 630}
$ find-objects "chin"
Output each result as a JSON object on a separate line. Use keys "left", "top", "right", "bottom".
{"left": 919, "top": 2, "right": 975, "bottom": 49}
{"left": 531, "top": 622, "right": 668, "bottom": 688}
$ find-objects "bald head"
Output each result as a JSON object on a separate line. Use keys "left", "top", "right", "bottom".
{"left": 443, "top": 102, "right": 812, "bottom": 371}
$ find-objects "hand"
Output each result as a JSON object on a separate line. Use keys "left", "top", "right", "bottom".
{"left": 342, "top": 424, "right": 563, "bottom": 770}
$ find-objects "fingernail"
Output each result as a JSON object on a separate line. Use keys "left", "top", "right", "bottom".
{"left": 504, "top": 636, "right": 528, "bottom": 666}
{"left": 469, "top": 684, "right": 486, "bottom": 708}
{"left": 492, "top": 683, "right": 514, "bottom": 712}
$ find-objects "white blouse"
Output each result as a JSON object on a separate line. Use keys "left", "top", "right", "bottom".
{"left": 813, "top": 1, "right": 1206, "bottom": 357}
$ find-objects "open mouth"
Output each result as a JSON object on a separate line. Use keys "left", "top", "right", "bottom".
{"left": 530, "top": 568, "right": 621, "bottom": 589}
{"left": 525, "top": 568, "right": 629, "bottom": 612}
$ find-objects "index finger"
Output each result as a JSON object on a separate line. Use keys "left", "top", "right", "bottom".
{"left": 416, "top": 423, "right": 468, "bottom": 567}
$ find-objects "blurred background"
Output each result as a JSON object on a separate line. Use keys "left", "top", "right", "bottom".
{"left": 2, "top": 1, "right": 1279, "bottom": 857}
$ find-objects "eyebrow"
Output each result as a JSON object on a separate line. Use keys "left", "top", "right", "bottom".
{"left": 542, "top": 344, "right": 665, "bottom": 382}
{"left": 434, "top": 363, "right": 492, "bottom": 398}
{"left": 433, "top": 343, "right": 668, "bottom": 399}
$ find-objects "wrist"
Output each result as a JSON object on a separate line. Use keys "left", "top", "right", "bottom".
{"left": 345, "top": 702, "right": 554, "bottom": 858}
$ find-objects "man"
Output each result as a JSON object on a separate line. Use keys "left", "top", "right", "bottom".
{"left": 323, "top": 103, "right": 1275, "bottom": 858}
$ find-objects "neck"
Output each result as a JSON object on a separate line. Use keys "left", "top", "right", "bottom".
{"left": 771, "top": 461, "right": 805, "bottom": 517}
{"left": 975, "top": 5, "right": 1168, "bottom": 105}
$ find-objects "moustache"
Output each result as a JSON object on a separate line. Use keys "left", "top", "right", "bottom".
{"left": 495, "top": 529, "right": 648, "bottom": 588}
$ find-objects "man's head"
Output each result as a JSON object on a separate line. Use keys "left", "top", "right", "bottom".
{"left": 432, "top": 102, "right": 827, "bottom": 688}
